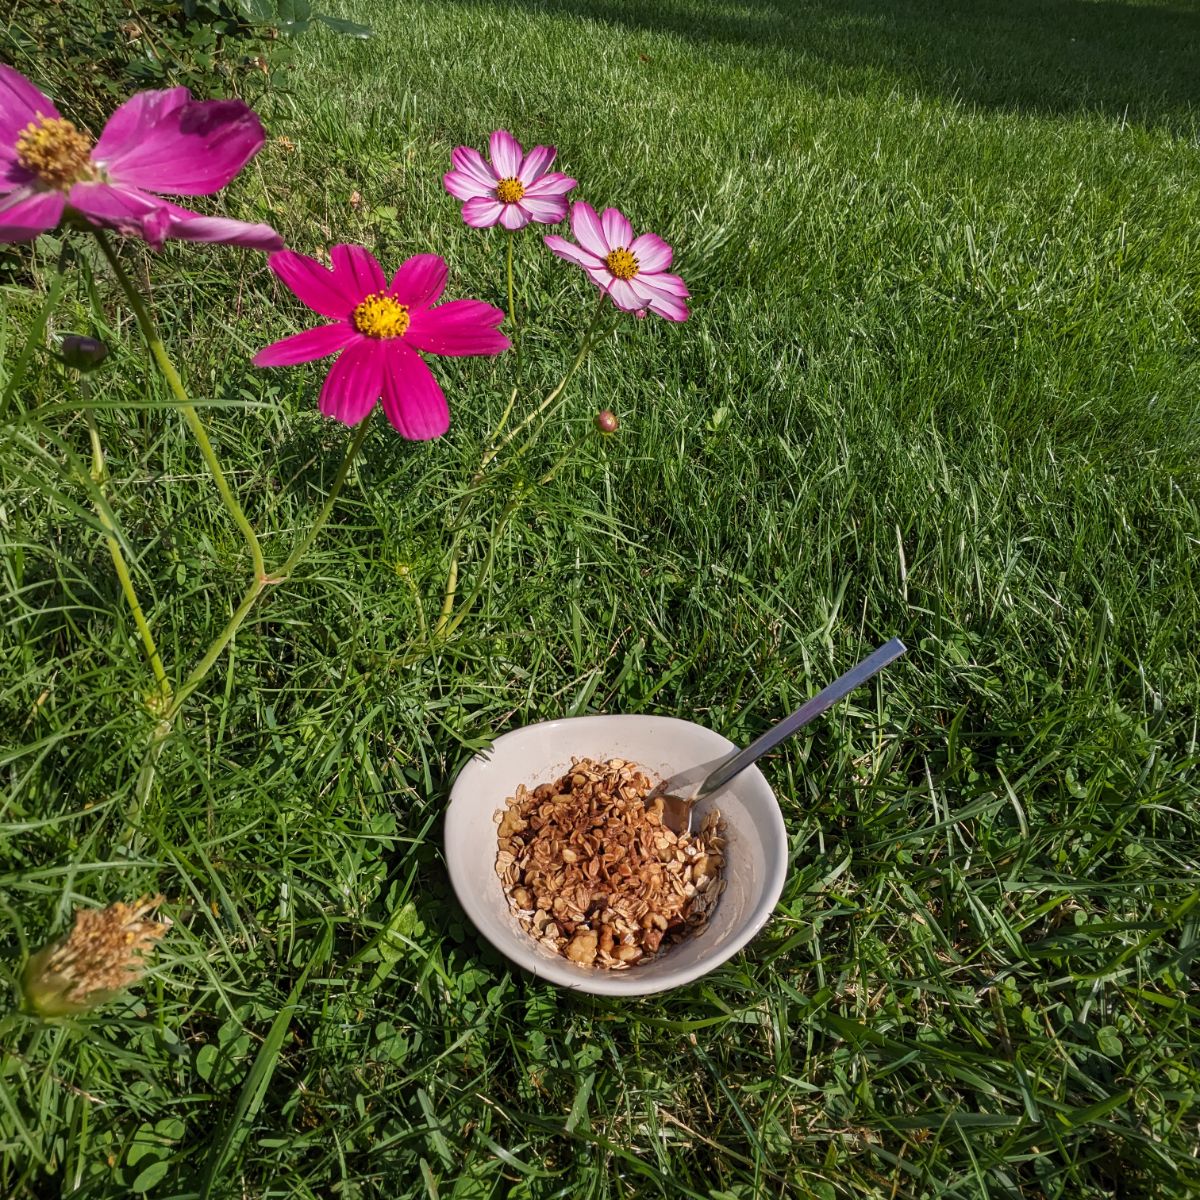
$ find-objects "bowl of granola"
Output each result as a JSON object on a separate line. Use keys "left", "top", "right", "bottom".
{"left": 445, "top": 714, "right": 789, "bottom": 995}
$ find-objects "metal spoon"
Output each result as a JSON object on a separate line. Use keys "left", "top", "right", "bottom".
{"left": 652, "top": 638, "right": 908, "bottom": 834}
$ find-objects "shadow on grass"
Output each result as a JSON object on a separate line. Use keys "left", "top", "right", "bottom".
{"left": 451, "top": 0, "right": 1199, "bottom": 133}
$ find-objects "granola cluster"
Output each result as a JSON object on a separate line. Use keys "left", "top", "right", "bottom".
{"left": 494, "top": 757, "right": 725, "bottom": 969}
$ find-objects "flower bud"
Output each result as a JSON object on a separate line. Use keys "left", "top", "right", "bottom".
{"left": 20, "top": 895, "right": 170, "bottom": 1018}
{"left": 60, "top": 335, "right": 108, "bottom": 371}
{"left": 595, "top": 409, "right": 619, "bottom": 434}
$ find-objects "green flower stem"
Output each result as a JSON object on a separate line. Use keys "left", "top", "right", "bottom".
{"left": 479, "top": 292, "right": 608, "bottom": 473}
{"left": 437, "top": 496, "right": 519, "bottom": 642}
{"left": 433, "top": 555, "right": 459, "bottom": 640}
{"left": 83, "top": 396, "right": 172, "bottom": 705}
{"left": 437, "top": 425, "right": 600, "bottom": 643}
{"left": 91, "top": 229, "right": 265, "bottom": 579}
{"left": 538, "top": 426, "right": 599, "bottom": 487}
{"left": 169, "top": 574, "right": 266, "bottom": 719}
{"left": 506, "top": 231, "right": 516, "bottom": 332}
{"left": 168, "top": 413, "right": 372, "bottom": 717}
{"left": 433, "top": 296, "right": 609, "bottom": 640}
{"left": 481, "top": 232, "right": 523, "bottom": 450}
{"left": 274, "top": 412, "right": 373, "bottom": 579}
{"left": 0, "top": 242, "right": 70, "bottom": 421}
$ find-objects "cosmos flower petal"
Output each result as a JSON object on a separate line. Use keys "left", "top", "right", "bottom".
{"left": 570, "top": 201, "right": 608, "bottom": 257}
{"left": 638, "top": 269, "right": 689, "bottom": 298}
{"left": 267, "top": 249, "right": 359, "bottom": 318}
{"left": 523, "top": 172, "right": 576, "bottom": 199}
{"left": 330, "top": 243, "right": 387, "bottom": 298}
{"left": 604, "top": 277, "right": 644, "bottom": 312}
{"left": 443, "top": 169, "right": 495, "bottom": 201}
{"left": 148, "top": 202, "right": 283, "bottom": 251}
{"left": 406, "top": 299, "right": 509, "bottom": 356}
{"left": 489, "top": 128, "right": 523, "bottom": 178}
{"left": 451, "top": 145, "right": 498, "bottom": 186}
{"left": 0, "top": 186, "right": 65, "bottom": 242}
{"left": 381, "top": 341, "right": 450, "bottom": 440}
{"left": 629, "top": 232, "right": 672, "bottom": 272}
{"left": 65, "top": 179, "right": 157, "bottom": 229}
{"left": 0, "top": 65, "right": 61, "bottom": 152}
{"left": 583, "top": 263, "right": 614, "bottom": 291}
{"left": 643, "top": 290, "right": 689, "bottom": 322}
{"left": 92, "top": 88, "right": 266, "bottom": 195}
{"left": 498, "top": 202, "right": 528, "bottom": 230}
{"left": 65, "top": 182, "right": 280, "bottom": 251}
{"left": 318, "top": 339, "right": 383, "bottom": 425}
{"left": 544, "top": 233, "right": 604, "bottom": 269}
{"left": 390, "top": 253, "right": 449, "bottom": 309}
{"left": 462, "top": 196, "right": 504, "bottom": 227}
{"left": 601, "top": 206, "right": 634, "bottom": 252}
{"left": 517, "top": 195, "right": 568, "bottom": 224}
{"left": 517, "top": 144, "right": 556, "bottom": 185}
{"left": 252, "top": 322, "right": 355, "bottom": 366}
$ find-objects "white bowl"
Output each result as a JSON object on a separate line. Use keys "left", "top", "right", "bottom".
{"left": 445, "top": 714, "right": 789, "bottom": 996}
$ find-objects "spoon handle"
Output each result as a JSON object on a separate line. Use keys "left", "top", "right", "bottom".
{"left": 696, "top": 637, "right": 908, "bottom": 800}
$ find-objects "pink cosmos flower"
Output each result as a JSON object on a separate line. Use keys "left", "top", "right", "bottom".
{"left": 253, "top": 245, "right": 509, "bottom": 440}
{"left": 443, "top": 129, "right": 576, "bottom": 231}
{"left": 0, "top": 66, "right": 281, "bottom": 250}
{"left": 545, "top": 202, "right": 689, "bottom": 322}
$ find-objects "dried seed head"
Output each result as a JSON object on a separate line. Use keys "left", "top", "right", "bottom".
{"left": 20, "top": 895, "right": 170, "bottom": 1018}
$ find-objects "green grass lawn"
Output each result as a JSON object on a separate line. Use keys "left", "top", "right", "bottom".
{"left": 3, "top": 0, "right": 1200, "bottom": 1195}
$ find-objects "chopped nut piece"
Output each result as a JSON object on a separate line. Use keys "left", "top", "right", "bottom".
{"left": 496, "top": 757, "right": 725, "bottom": 969}
{"left": 565, "top": 931, "right": 598, "bottom": 964}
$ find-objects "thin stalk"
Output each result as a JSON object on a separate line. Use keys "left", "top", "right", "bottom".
{"left": 0, "top": 241, "right": 71, "bottom": 420}
{"left": 437, "top": 497, "right": 520, "bottom": 642}
{"left": 438, "top": 425, "right": 600, "bottom": 643}
{"left": 91, "top": 229, "right": 265, "bottom": 578}
{"left": 169, "top": 415, "right": 372, "bottom": 716}
{"left": 433, "top": 556, "right": 459, "bottom": 640}
{"left": 169, "top": 576, "right": 266, "bottom": 718}
{"left": 538, "top": 426, "right": 598, "bottom": 487}
{"left": 506, "top": 231, "right": 516, "bottom": 332}
{"left": 434, "top": 296, "right": 609, "bottom": 638}
{"left": 482, "top": 385, "right": 521, "bottom": 466}
{"left": 480, "top": 232, "right": 522, "bottom": 450}
{"left": 274, "top": 412, "right": 373, "bottom": 578}
{"left": 83, "top": 394, "right": 172, "bottom": 705}
{"left": 479, "top": 292, "right": 607, "bottom": 473}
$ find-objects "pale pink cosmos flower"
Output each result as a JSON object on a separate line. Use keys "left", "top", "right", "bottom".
{"left": 545, "top": 202, "right": 689, "bottom": 322}
{"left": 0, "top": 66, "right": 281, "bottom": 250}
{"left": 253, "top": 245, "right": 509, "bottom": 440}
{"left": 443, "top": 129, "right": 576, "bottom": 231}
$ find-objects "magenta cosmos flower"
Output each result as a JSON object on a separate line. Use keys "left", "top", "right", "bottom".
{"left": 545, "top": 202, "right": 689, "bottom": 322}
{"left": 0, "top": 66, "right": 281, "bottom": 250}
{"left": 253, "top": 245, "right": 509, "bottom": 440}
{"left": 443, "top": 129, "right": 576, "bottom": 231}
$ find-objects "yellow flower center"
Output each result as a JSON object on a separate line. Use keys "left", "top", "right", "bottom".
{"left": 496, "top": 177, "right": 525, "bottom": 204}
{"left": 352, "top": 293, "right": 410, "bottom": 339}
{"left": 605, "top": 247, "right": 639, "bottom": 280}
{"left": 16, "top": 114, "right": 94, "bottom": 190}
